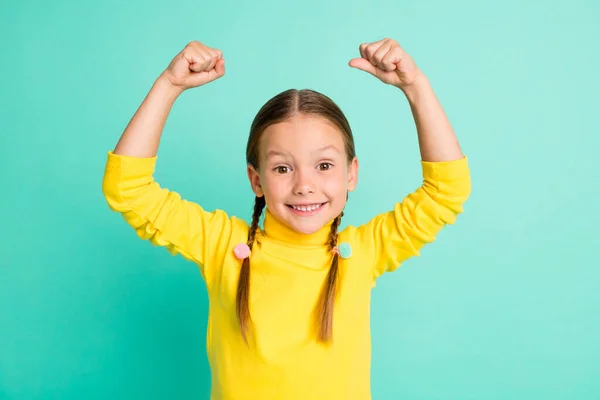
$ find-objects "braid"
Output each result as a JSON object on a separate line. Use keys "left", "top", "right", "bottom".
{"left": 236, "top": 196, "right": 266, "bottom": 342}
{"left": 247, "top": 197, "right": 264, "bottom": 247}
{"left": 328, "top": 211, "right": 344, "bottom": 251}
{"left": 316, "top": 211, "right": 344, "bottom": 343}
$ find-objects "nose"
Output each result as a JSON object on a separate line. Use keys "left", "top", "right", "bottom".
{"left": 293, "top": 168, "right": 315, "bottom": 196}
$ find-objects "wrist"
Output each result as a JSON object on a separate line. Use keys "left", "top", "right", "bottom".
{"left": 155, "top": 73, "right": 185, "bottom": 99}
{"left": 397, "top": 70, "right": 430, "bottom": 101}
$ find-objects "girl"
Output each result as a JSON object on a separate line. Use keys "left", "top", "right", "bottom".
{"left": 102, "top": 38, "right": 470, "bottom": 399}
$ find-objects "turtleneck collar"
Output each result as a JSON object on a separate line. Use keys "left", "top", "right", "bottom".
{"left": 262, "top": 208, "right": 333, "bottom": 247}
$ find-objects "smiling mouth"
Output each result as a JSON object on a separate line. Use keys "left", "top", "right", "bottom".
{"left": 286, "top": 202, "right": 327, "bottom": 213}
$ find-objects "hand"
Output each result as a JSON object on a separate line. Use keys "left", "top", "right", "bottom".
{"left": 161, "top": 41, "right": 225, "bottom": 91}
{"left": 349, "top": 38, "right": 420, "bottom": 89}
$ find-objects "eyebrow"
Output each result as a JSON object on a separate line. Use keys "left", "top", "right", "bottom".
{"left": 265, "top": 150, "right": 289, "bottom": 159}
{"left": 265, "top": 145, "right": 340, "bottom": 159}
{"left": 315, "top": 145, "right": 341, "bottom": 154}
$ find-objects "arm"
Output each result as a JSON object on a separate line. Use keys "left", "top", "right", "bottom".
{"left": 401, "top": 71, "right": 464, "bottom": 162}
{"left": 102, "top": 41, "right": 236, "bottom": 282}
{"left": 114, "top": 40, "right": 225, "bottom": 157}
{"left": 350, "top": 38, "right": 464, "bottom": 163}
{"left": 349, "top": 39, "right": 471, "bottom": 277}
{"left": 113, "top": 76, "right": 182, "bottom": 157}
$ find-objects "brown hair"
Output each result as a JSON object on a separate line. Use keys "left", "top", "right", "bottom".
{"left": 237, "top": 88, "right": 356, "bottom": 344}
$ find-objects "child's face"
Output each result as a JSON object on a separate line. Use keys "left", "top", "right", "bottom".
{"left": 247, "top": 115, "right": 358, "bottom": 235}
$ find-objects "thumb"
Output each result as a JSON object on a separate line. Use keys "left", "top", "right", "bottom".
{"left": 349, "top": 58, "right": 377, "bottom": 76}
{"left": 214, "top": 57, "right": 225, "bottom": 77}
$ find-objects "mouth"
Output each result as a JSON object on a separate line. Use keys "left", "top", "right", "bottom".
{"left": 286, "top": 202, "right": 327, "bottom": 216}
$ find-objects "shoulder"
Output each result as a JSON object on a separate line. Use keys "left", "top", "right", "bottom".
{"left": 336, "top": 211, "right": 397, "bottom": 265}
{"left": 230, "top": 214, "right": 250, "bottom": 235}
{"left": 212, "top": 209, "right": 250, "bottom": 234}
{"left": 338, "top": 211, "right": 392, "bottom": 241}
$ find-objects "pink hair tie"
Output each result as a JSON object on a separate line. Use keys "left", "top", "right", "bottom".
{"left": 233, "top": 243, "right": 251, "bottom": 260}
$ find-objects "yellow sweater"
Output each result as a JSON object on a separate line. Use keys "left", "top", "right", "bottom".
{"left": 101, "top": 151, "right": 471, "bottom": 399}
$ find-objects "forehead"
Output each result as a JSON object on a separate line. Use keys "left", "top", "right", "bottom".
{"left": 259, "top": 115, "right": 346, "bottom": 159}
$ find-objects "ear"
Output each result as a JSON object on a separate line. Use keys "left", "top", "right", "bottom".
{"left": 247, "top": 164, "right": 264, "bottom": 197}
{"left": 347, "top": 156, "right": 359, "bottom": 192}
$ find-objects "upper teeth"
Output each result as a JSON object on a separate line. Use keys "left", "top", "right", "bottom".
{"left": 292, "top": 203, "right": 322, "bottom": 212}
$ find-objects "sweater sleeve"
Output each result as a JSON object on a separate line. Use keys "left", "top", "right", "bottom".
{"left": 101, "top": 151, "right": 239, "bottom": 282}
{"left": 355, "top": 156, "right": 471, "bottom": 279}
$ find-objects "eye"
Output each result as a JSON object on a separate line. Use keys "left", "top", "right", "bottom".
{"left": 274, "top": 166, "right": 290, "bottom": 174}
{"left": 318, "top": 162, "right": 333, "bottom": 171}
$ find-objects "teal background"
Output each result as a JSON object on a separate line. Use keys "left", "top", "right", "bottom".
{"left": 1, "top": 0, "right": 599, "bottom": 398}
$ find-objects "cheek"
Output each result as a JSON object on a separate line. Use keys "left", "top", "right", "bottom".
{"left": 323, "top": 171, "right": 349, "bottom": 195}
{"left": 263, "top": 175, "right": 288, "bottom": 199}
